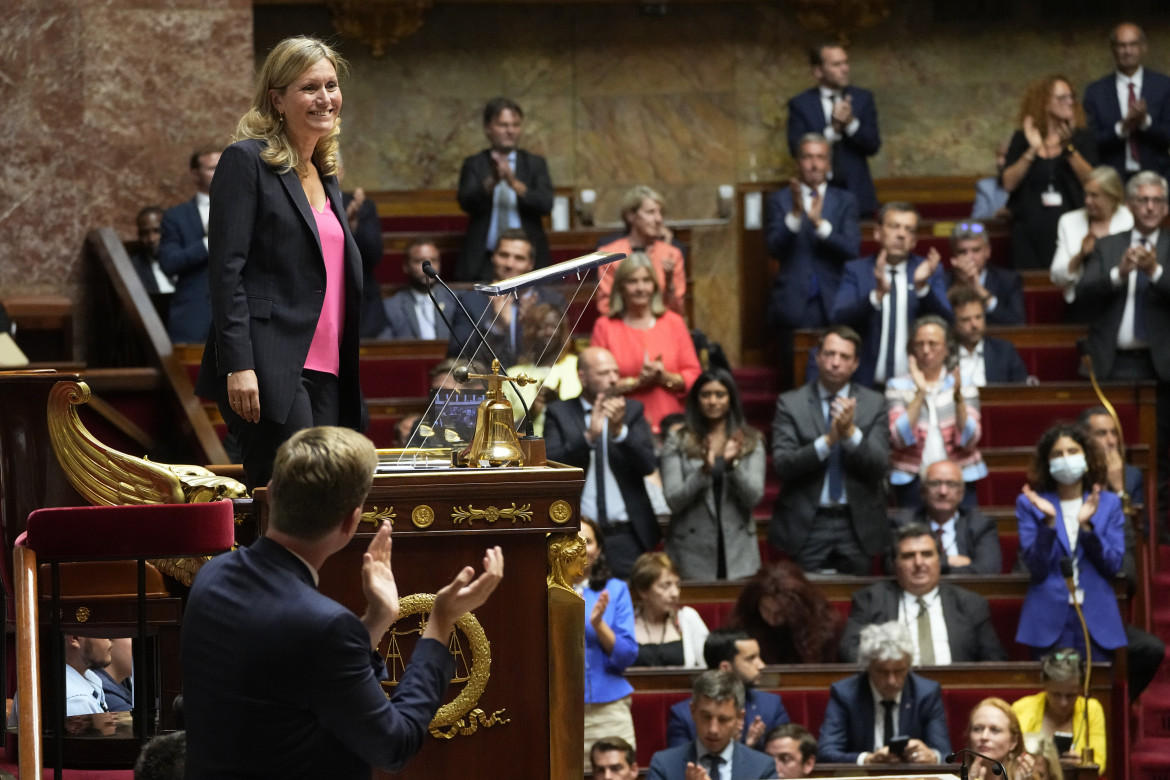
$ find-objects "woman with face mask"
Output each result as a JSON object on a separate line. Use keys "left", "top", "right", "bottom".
{"left": 1015, "top": 424, "right": 1127, "bottom": 662}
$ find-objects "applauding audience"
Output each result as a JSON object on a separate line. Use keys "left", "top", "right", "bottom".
{"left": 629, "top": 552, "right": 708, "bottom": 668}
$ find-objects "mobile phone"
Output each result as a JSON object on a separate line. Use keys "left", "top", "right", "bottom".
{"left": 1053, "top": 732, "right": 1074, "bottom": 755}
{"left": 887, "top": 735, "right": 910, "bottom": 758}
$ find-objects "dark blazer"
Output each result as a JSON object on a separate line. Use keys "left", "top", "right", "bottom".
{"left": 343, "top": 192, "right": 388, "bottom": 339}
{"left": 545, "top": 396, "right": 660, "bottom": 554}
{"left": 1083, "top": 68, "right": 1170, "bottom": 180}
{"left": 893, "top": 506, "right": 1002, "bottom": 575}
{"left": 446, "top": 286, "right": 566, "bottom": 366}
{"left": 666, "top": 689, "right": 790, "bottom": 748}
{"left": 786, "top": 86, "right": 882, "bottom": 216}
{"left": 983, "top": 336, "right": 1029, "bottom": 383}
{"left": 1074, "top": 230, "right": 1170, "bottom": 382}
{"left": 765, "top": 184, "right": 862, "bottom": 328}
{"left": 129, "top": 250, "right": 162, "bottom": 294}
{"left": 817, "top": 671, "right": 951, "bottom": 764}
{"left": 830, "top": 254, "right": 953, "bottom": 387}
{"left": 945, "top": 266, "right": 1025, "bottom": 326}
{"left": 182, "top": 536, "right": 454, "bottom": 779}
{"left": 158, "top": 197, "right": 212, "bottom": 343}
{"left": 193, "top": 139, "right": 365, "bottom": 430}
{"left": 382, "top": 286, "right": 458, "bottom": 340}
{"left": 770, "top": 381, "right": 890, "bottom": 556}
{"left": 839, "top": 580, "right": 1008, "bottom": 663}
{"left": 649, "top": 740, "right": 778, "bottom": 780}
{"left": 455, "top": 148, "right": 554, "bottom": 280}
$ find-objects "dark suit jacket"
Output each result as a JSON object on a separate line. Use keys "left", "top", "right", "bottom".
{"left": 446, "top": 286, "right": 566, "bottom": 366}
{"left": 830, "top": 254, "right": 953, "bottom": 387}
{"left": 649, "top": 740, "right": 778, "bottom": 780}
{"left": 983, "top": 336, "right": 1029, "bottom": 383}
{"left": 343, "top": 192, "right": 387, "bottom": 339}
{"left": 666, "top": 689, "right": 790, "bottom": 748}
{"left": 1074, "top": 230, "right": 1170, "bottom": 382}
{"left": 817, "top": 671, "right": 951, "bottom": 764}
{"left": 129, "top": 250, "right": 162, "bottom": 294}
{"left": 1083, "top": 68, "right": 1170, "bottom": 180}
{"left": 945, "top": 266, "right": 1025, "bottom": 326}
{"left": 383, "top": 286, "right": 458, "bottom": 340}
{"left": 545, "top": 396, "right": 660, "bottom": 553}
{"left": 158, "top": 197, "right": 212, "bottom": 343}
{"left": 193, "top": 139, "right": 365, "bottom": 430}
{"left": 765, "top": 185, "right": 862, "bottom": 328}
{"left": 770, "top": 381, "right": 890, "bottom": 555}
{"left": 455, "top": 148, "right": 554, "bottom": 280}
{"left": 786, "top": 87, "right": 882, "bottom": 215}
{"left": 182, "top": 536, "right": 454, "bottom": 779}
{"left": 839, "top": 580, "right": 1007, "bottom": 663}
{"left": 893, "top": 506, "right": 1002, "bottom": 575}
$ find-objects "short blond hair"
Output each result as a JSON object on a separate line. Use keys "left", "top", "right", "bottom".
{"left": 606, "top": 252, "right": 665, "bottom": 317}
{"left": 269, "top": 426, "right": 377, "bottom": 540}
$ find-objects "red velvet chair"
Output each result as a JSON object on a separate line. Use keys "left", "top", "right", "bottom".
{"left": 13, "top": 501, "right": 235, "bottom": 779}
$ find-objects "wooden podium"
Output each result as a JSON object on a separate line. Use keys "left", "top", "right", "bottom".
{"left": 254, "top": 460, "right": 586, "bottom": 780}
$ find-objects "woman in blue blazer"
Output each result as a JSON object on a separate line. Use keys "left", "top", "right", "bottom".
{"left": 1015, "top": 423, "right": 1126, "bottom": 661}
{"left": 195, "top": 37, "right": 365, "bottom": 487}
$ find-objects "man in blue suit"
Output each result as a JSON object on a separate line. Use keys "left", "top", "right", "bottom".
{"left": 944, "top": 222, "right": 1024, "bottom": 326}
{"left": 182, "top": 426, "right": 505, "bottom": 779}
{"left": 667, "top": 629, "right": 790, "bottom": 750}
{"left": 950, "top": 288, "right": 1029, "bottom": 386}
{"left": 787, "top": 45, "right": 881, "bottom": 216}
{"left": 818, "top": 622, "right": 951, "bottom": 765}
{"left": 159, "top": 146, "right": 220, "bottom": 343}
{"left": 830, "top": 203, "right": 952, "bottom": 388}
{"left": 1083, "top": 23, "right": 1170, "bottom": 182}
{"left": 649, "top": 670, "right": 777, "bottom": 780}
{"left": 381, "top": 238, "right": 459, "bottom": 340}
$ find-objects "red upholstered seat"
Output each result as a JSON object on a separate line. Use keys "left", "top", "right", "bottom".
{"left": 21, "top": 502, "right": 235, "bottom": 560}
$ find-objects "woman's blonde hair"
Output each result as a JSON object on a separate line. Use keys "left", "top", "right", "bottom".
{"left": 607, "top": 252, "right": 665, "bottom": 318}
{"left": 236, "top": 36, "right": 349, "bottom": 176}
{"left": 1086, "top": 165, "right": 1125, "bottom": 208}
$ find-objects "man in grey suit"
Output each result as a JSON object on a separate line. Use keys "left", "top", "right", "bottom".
{"left": 770, "top": 325, "right": 890, "bottom": 575}
{"left": 840, "top": 522, "right": 1007, "bottom": 664}
{"left": 381, "top": 238, "right": 457, "bottom": 340}
{"left": 648, "top": 670, "right": 777, "bottom": 780}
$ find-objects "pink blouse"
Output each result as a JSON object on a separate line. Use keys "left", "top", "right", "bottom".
{"left": 304, "top": 198, "right": 346, "bottom": 376}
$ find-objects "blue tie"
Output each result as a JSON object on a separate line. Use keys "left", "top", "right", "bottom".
{"left": 825, "top": 393, "right": 843, "bottom": 502}
{"left": 884, "top": 266, "right": 899, "bottom": 382}
{"left": 703, "top": 753, "right": 725, "bottom": 780}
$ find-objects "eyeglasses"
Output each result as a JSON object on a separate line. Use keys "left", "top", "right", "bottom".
{"left": 1132, "top": 196, "right": 1168, "bottom": 205}
{"left": 924, "top": 480, "right": 964, "bottom": 491}
{"left": 1052, "top": 94, "right": 1076, "bottom": 102}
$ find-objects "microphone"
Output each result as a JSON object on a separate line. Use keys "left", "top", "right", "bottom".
{"left": 946, "top": 748, "right": 1005, "bottom": 780}
{"left": 421, "top": 261, "right": 536, "bottom": 437}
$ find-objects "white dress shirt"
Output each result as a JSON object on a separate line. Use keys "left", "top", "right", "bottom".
{"left": 898, "top": 586, "right": 952, "bottom": 666}
{"left": 784, "top": 181, "right": 835, "bottom": 239}
{"left": 196, "top": 191, "right": 211, "bottom": 251}
{"left": 958, "top": 341, "right": 986, "bottom": 388}
{"left": 1111, "top": 229, "right": 1163, "bottom": 348}
{"left": 820, "top": 87, "right": 861, "bottom": 144}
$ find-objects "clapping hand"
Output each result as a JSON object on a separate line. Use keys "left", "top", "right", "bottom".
{"left": 789, "top": 178, "right": 805, "bottom": 217}
{"left": 1023, "top": 115, "right": 1043, "bottom": 151}
{"left": 831, "top": 94, "right": 854, "bottom": 128}
{"left": 1078, "top": 483, "right": 1102, "bottom": 526}
{"left": 1022, "top": 484, "right": 1057, "bottom": 525}
{"left": 913, "top": 246, "right": 942, "bottom": 288}
{"left": 908, "top": 355, "right": 929, "bottom": 392}
{"left": 874, "top": 250, "right": 891, "bottom": 297}
{"left": 590, "top": 589, "right": 610, "bottom": 628}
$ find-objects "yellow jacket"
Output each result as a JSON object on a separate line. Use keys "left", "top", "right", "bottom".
{"left": 1011, "top": 691, "right": 1106, "bottom": 774}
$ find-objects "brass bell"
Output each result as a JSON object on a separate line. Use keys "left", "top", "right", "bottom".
{"left": 462, "top": 360, "right": 535, "bottom": 467}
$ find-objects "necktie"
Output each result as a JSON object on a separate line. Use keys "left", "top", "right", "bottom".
{"left": 703, "top": 754, "right": 725, "bottom": 780}
{"left": 917, "top": 596, "right": 936, "bottom": 665}
{"left": 884, "top": 266, "right": 900, "bottom": 382}
{"left": 881, "top": 699, "right": 896, "bottom": 744}
{"left": 1135, "top": 237, "right": 1151, "bottom": 341}
{"left": 1128, "top": 82, "right": 1141, "bottom": 162}
{"left": 933, "top": 524, "right": 946, "bottom": 554}
{"left": 824, "top": 393, "right": 843, "bottom": 502}
{"left": 594, "top": 421, "right": 609, "bottom": 529}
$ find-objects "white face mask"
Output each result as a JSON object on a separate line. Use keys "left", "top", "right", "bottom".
{"left": 1049, "top": 453, "right": 1088, "bottom": 486}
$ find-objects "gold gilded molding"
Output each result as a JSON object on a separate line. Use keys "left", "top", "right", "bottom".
{"left": 411, "top": 505, "right": 435, "bottom": 529}
{"left": 75, "top": 607, "right": 90, "bottom": 623}
{"left": 546, "top": 532, "right": 586, "bottom": 598}
{"left": 326, "top": 0, "right": 434, "bottom": 57}
{"left": 430, "top": 707, "right": 510, "bottom": 739}
{"left": 451, "top": 503, "right": 532, "bottom": 526}
{"left": 782, "top": 0, "right": 891, "bottom": 44}
{"left": 548, "top": 500, "right": 573, "bottom": 525}
{"left": 361, "top": 506, "right": 397, "bottom": 526}
{"left": 382, "top": 593, "right": 501, "bottom": 735}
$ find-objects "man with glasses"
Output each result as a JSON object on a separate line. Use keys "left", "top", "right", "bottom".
{"left": 893, "top": 460, "right": 1001, "bottom": 575}
{"left": 1083, "top": 23, "right": 1170, "bottom": 182}
{"left": 944, "top": 221, "right": 1024, "bottom": 325}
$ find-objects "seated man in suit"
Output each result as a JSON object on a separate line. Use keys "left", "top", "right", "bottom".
{"left": 182, "top": 426, "right": 504, "bottom": 778}
{"left": 819, "top": 621, "right": 951, "bottom": 765}
{"left": 447, "top": 228, "right": 565, "bottom": 367}
{"left": 830, "top": 202, "right": 952, "bottom": 387}
{"left": 770, "top": 325, "right": 890, "bottom": 575}
{"left": 159, "top": 145, "right": 220, "bottom": 343}
{"left": 667, "top": 628, "right": 790, "bottom": 750}
{"left": 590, "top": 736, "right": 639, "bottom": 780}
{"left": 786, "top": 44, "right": 881, "bottom": 216}
{"left": 382, "top": 238, "right": 458, "bottom": 340}
{"left": 455, "top": 97, "right": 553, "bottom": 280}
{"left": 763, "top": 724, "right": 818, "bottom": 779}
{"left": 892, "top": 460, "right": 1002, "bottom": 575}
{"left": 130, "top": 206, "right": 173, "bottom": 295}
{"left": 945, "top": 222, "right": 1024, "bottom": 325}
{"left": 545, "top": 346, "right": 658, "bottom": 578}
{"left": 841, "top": 522, "right": 1008, "bottom": 664}
{"left": 950, "top": 287, "right": 1029, "bottom": 386}
{"left": 649, "top": 670, "right": 777, "bottom": 780}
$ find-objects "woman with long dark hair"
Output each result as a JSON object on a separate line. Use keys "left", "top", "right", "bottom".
{"left": 728, "top": 560, "right": 842, "bottom": 664}
{"left": 661, "top": 367, "right": 764, "bottom": 580}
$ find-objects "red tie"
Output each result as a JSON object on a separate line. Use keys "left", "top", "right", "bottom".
{"left": 1128, "top": 82, "right": 1141, "bottom": 163}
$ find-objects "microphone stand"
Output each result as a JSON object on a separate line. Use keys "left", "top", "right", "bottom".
{"left": 1059, "top": 557, "right": 1094, "bottom": 767}
{"left": 946, "top": 749, "right": 1005, "bottom": 780}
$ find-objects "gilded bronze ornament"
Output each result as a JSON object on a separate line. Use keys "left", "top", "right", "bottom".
{"left": 411, "top": 505, "right": 435, "bottom": 529}
{"left": 548, "top": 499, "right": 573, "bottom": 525}
{"left": 451, "top": 503, "right": 533, "bottom": 526}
